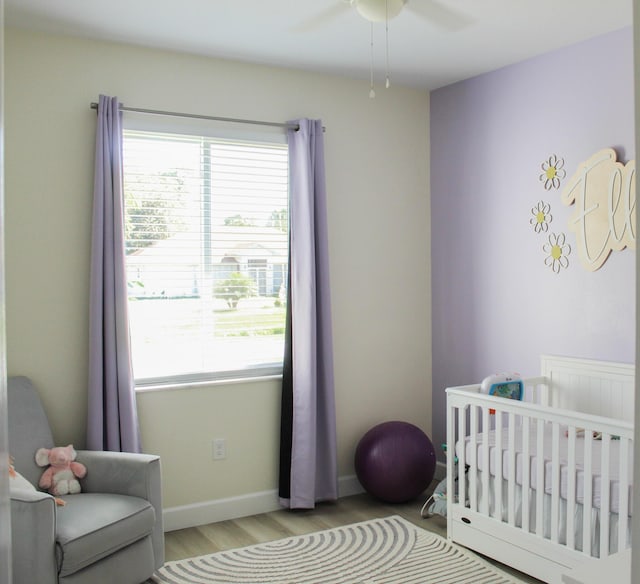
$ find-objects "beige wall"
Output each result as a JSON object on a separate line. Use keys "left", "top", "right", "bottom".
{"left": 0, "top": 8, "right": 10, "bottom": 584}
{"left": 633, "top": 3, "right": 640, "bottom": 580}
{"left": 5, "top": 27, "right": 431, "bottom": 509}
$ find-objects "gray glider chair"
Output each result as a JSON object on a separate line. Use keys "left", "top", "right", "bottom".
{"left": 8, "top": 376, "right": 164, "bottom": 584}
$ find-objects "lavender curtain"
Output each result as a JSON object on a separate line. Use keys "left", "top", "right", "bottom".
{"left": 87, "top": 95, "right": 141, "bottom": 453}
{"left": 279, "top": 118, "right": 338, "bottom": 508}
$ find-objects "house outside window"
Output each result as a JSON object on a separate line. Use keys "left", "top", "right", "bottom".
{"left": 123, "top": 128, "right": 289, "bottom": 386}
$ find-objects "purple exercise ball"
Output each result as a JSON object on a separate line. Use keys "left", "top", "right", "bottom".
{"left": 354, "top": 421, "right": 436, "bottom": 503}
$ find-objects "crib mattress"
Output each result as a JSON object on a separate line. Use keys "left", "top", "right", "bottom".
{"left": 459, "top": 423, "right": 633, "bottom": 515}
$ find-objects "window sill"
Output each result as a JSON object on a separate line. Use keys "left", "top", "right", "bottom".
{"left": 135, "top": 373, "right": 283, "bottom": 393}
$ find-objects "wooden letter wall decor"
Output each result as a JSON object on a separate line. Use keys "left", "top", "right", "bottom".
{"left": 561, "top": 148, "right": 636, "bottom": 271}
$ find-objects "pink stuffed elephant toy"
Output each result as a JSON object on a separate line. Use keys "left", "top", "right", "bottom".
{"left": 35, "top": 444, "right": 87, "bottom": 496}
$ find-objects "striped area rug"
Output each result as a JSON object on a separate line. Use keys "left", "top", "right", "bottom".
{"left": 150, "top": 515, "right": 520, "bottom": 583}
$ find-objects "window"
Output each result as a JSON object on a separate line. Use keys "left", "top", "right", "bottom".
{"left": 123, "top": 129, "right": 289, "bottom": 386}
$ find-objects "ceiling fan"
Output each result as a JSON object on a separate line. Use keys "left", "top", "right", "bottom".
{"left": 296, "top": 1, "right": 473, "bottom": 97}
{"left": 354, "top": 0, "right": 408, "bottom": 22}
{"left": 298, "top": 0, "right": 473, "bottom": 33}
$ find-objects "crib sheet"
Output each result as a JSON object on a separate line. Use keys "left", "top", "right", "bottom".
{"left": 459, "top": 423, "right": 633, "bottom": 515}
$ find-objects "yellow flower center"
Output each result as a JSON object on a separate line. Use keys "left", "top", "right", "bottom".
{"left": 551, "top": 245, "right": 562, "bottom": 260}
{"left": 546, "top": 166, "right": 557, "bottom": 180}
{"left": 536, "top": 211, "right": 545, "bottom": 224}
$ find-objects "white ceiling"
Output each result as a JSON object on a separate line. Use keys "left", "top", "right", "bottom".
{"left": 6, "top": 0, "right": 633, "bottom": 90}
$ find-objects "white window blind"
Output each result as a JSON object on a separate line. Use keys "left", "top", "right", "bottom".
{"left": 123, "top": 129, "right": 289, "bottom": 386}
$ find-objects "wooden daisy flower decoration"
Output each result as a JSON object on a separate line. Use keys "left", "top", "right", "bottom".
{"left": 539, "top": 154, "right": 566, "bottom": 190}
{"left": 530, "top": 200, "right": 552, "bottom": 233}
{"left": 543, "top": 232, "right": 571, "bottom": 273}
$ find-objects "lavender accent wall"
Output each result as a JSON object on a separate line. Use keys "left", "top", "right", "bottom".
{"left": 430, "top": 28, "right": 635, "bottom": 454}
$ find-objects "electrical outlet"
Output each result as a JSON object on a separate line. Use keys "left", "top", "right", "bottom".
{"left": 212, "top": 438, "right": 226, "bottom": 460}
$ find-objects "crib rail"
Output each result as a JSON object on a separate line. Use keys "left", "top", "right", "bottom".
{"left": 446, "top": 379, "right": 633, "bottom": 561}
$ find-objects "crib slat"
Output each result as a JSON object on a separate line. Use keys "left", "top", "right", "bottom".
{"left": 469, "top": 405, "right": 478, "bottom": 512}
{"left": 550, "top": 422, "right": 561, "bottom": 543}
{"left": 521, "top": 416, "right": 531, "bottom": 533}
{"left": 582, "top": 431, "right": 594, "bottom": 554}
{"left": 507, "top": 413, "right": 516, "bottom": 526}
{"left": 535, "top": 418, "right": 544, "bottom": 537}
{"left": 617, "top": 437, "right": 630, "bottom": 550}
{"left": 599, "top": 434, "right": 611, "bottom": 558}
{"left": 457, "top": 406, "right": 467, "bottom": 512}
{"left": 566, "top": 426, "right": 577, "bottom": 550}
{"left": 446, "top": 399, "right": 456, "bottom": 537}
{"left": 495, "top": 411, "right": 503, "bottom": 521}
{"left": 481, "top": 406, "right": 490, "bottom": 516}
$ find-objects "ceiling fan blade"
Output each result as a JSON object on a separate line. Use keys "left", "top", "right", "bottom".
{"left": 406, "top": 0, "right": 474, "bottom": 32}
{"left": 292, "top": 2, "right": 352, "bottom": 33}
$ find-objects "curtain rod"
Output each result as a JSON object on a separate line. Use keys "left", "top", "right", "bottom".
{"left": 89, "top": 102, "right": 301, "bottom": 131}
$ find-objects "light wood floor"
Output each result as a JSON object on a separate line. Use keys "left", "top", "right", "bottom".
{"left": 164, "top": 485, "right": 544, "bottom": 583}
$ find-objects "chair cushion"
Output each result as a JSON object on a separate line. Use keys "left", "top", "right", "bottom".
{"left": 55, "top": 493, "right": 155, "bottom": 577}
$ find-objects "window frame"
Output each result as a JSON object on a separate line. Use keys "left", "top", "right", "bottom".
{"left": 122, "top": 119, "right": 289, "bottom": 388}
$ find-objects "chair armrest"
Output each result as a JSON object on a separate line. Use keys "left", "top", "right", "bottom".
{"left": 76, "top": 450, "right": 164, "bottom": 568}
{"left": 10, "top": 487, "right": 58, "bottom": 584}
{"left": 77, "top": 450, "right": 159, "bottom": 497}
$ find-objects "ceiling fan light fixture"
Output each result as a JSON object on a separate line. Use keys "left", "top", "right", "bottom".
{"left": 353, "top": 0, "right": 406, "bottom": 23}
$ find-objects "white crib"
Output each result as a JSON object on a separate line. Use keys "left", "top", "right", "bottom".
{"left": 446, "top": 355, "right": 634, "bottom": 584}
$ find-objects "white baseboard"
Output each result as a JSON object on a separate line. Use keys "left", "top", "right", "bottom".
{"left": 163, "top": 474, "right": 366, "bottom": 532}
{"left": 337, "top": 474, "right": 365, "bottom": 498}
